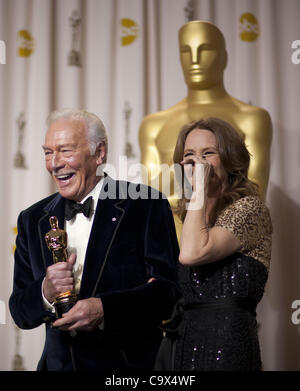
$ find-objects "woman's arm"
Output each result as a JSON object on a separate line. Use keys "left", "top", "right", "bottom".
{"left": 179, "top": 159, "right": 241, "bottom": 265}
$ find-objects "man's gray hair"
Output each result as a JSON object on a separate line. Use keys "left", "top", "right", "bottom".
{"left": 47, "top": 108, "right": 108, "bottom": 161}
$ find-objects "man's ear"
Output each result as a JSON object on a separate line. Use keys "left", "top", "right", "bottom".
{"left": 95, "top": 142, "right": 106, "bottom": 165}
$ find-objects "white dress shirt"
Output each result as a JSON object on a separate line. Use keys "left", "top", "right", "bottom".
{"left": 42, "top": 178, "right": 104, "bottom": 312}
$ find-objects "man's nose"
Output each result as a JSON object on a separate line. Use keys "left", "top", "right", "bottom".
{"left": 51, "top": 152, "right": 64, "bottom": 171}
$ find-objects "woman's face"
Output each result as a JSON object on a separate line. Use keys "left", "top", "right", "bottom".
{"left": 183, "top": 128, "right": 227, "bottom": 192}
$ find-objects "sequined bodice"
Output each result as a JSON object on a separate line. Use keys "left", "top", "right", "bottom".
{"left": 179, "top": 253, "right": 268, "bottom": 304}
{"left": 174, "top": 254, "right": 268, "bottom": 371}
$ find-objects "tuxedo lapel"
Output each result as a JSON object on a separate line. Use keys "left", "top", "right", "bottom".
{"left": 79, "top": 179, "right": 126, "bottom": 299}
{"left": 38, "top": 194, "right": 66, "bottom": 272}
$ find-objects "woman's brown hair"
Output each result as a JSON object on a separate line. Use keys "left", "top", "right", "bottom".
{"left": 173, "top": 117, "right": 259, "bottom": 222}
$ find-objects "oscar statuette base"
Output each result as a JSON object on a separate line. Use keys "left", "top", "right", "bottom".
{"left": 54, "top": 291, "right": 77, "bottom": 319}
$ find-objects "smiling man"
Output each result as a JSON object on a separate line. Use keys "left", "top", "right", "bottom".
{"left": 43, "top": 116, "right": 105, "bottom": 201}
{"left": 9, "top": 108, "right": 180, "bottom": 371}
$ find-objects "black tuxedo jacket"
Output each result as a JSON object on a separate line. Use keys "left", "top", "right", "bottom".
{"left": 9, "top": 177, "right": 180, "bottom": 371}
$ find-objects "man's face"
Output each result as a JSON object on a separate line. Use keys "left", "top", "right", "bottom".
{"left": 43, "top": 118, "right": 104, "bottom": 201}
{"left": 179, "top": 22, "right": 227, "bottom": 89}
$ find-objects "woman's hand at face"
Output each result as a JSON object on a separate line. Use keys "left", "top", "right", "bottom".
{"left": 181, "top": 155, "right": 213, "bottom": 194}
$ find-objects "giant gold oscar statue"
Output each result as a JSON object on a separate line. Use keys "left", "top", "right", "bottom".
{"left": 139, "top": 20, "right": 272, "bottom": 239}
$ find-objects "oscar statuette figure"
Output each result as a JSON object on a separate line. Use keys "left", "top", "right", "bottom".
{"left": 45, "top": 216, "right": 77, "bottom": 318}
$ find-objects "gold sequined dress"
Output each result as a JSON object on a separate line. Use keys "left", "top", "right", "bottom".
{"left": 174, "top": 196, "right": 272, "bottom": 371}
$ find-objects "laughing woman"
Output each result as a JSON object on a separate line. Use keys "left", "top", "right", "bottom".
{"left": 156, "top": 118, "right": 272, "bottom": 371}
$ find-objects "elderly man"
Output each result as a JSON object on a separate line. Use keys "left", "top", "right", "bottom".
{"left": 9, "top": 109, "right": 180, "bottom": 371}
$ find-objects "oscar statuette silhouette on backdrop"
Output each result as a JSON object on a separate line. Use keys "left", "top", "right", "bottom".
{"left": 139, "top": 20, "right": 272, "bottom": 238}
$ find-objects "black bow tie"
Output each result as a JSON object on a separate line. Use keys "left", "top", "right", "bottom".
{"left": 65, "top": 196, "right": 93, "bottom": 221}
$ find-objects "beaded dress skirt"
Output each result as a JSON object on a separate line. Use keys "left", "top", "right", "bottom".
{"left": 174, "top": 253, "right": 268, "bottom": 371}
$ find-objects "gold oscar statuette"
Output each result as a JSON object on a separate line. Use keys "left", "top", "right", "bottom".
{"left": 139, "top": 20, "right": 272, "bottom": 241}
{"left": 45, "top": 216, "right": 77, "bottom": 318}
